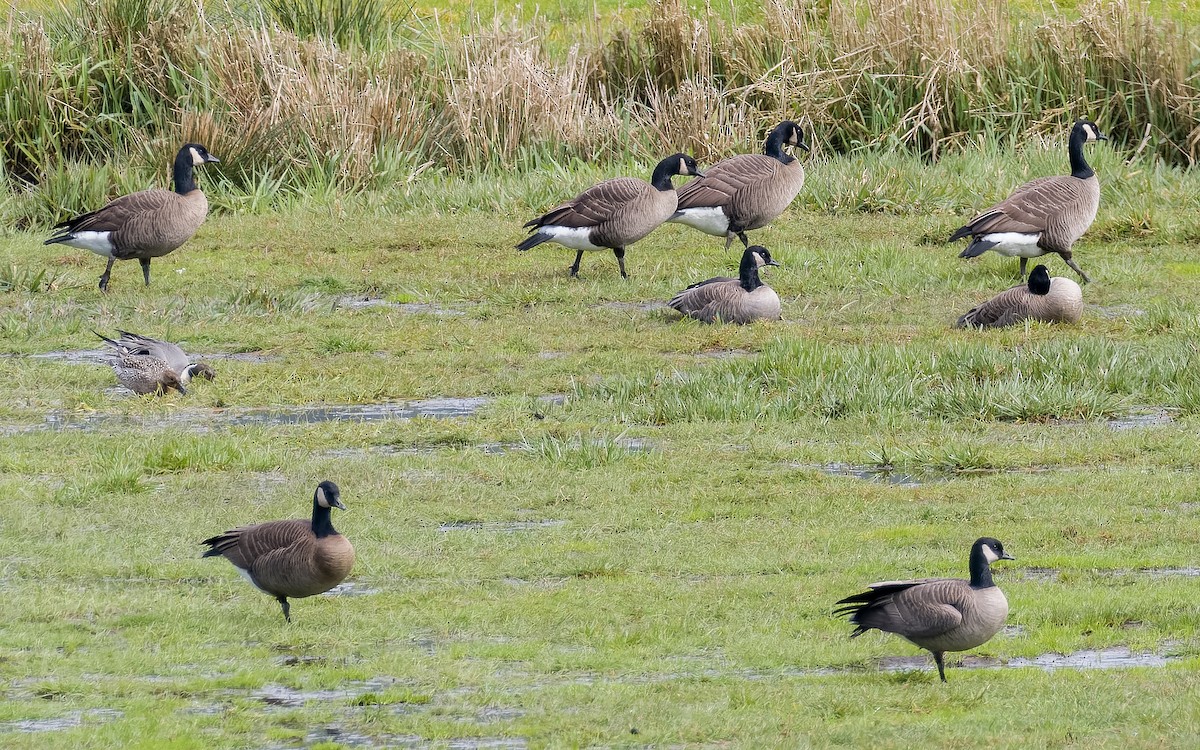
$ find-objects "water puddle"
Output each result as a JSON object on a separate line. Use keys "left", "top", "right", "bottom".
{"left": 438, "top": 520, "right": 566, "bottom": 533}
{"left": 879, "top": 646, "right": 1177, "bottom": 673}
{"left": 805, "top": 462, "right": 941, "bottom": 487}
{"left": 1017, "top": 567, "right": 1200, "bottom": 581}
{"left": 325, "top": 581, "right": 382, "bottom": 597}
{"left": 254, "top": 677, "right": 404, "bottom": 708}
{"left": 336, "top": 298, "right": 470, "bottom": 316}
{"left": 1107, "top": 408, "right": 1177, "bottom": 430}
{"left": 0, "top": 708, "right": 123, "bottom": 734}
{"left": 595, "top": 301, "right": 669, "bottom": 313}
{"left": 27, "top": 349, "right": 110, "bottom": 366}
{"left": 22, "top": 397, "right": 491, "bottom": 433}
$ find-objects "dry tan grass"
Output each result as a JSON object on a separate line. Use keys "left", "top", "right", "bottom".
{"left": 1, "top": 0, "right": 1197, "bottom": 214}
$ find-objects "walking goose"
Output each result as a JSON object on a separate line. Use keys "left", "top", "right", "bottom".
{"left": 669, "top": 121, "right": 809, "bottom": 251}
{"left": 951, "top": 119, "right": 1106, "bottom": 283}
{"left": 667, "top": 245, "right": 781, "bottom": 324}
{"left": 45, "top": 143, "right": 220, "bottom": 291}
{"left": 202, "top": 480, "right": 355, "bottom": 623}
{"left": 516, "top": 153, "right": 704, "bottom": 278}
{"left": 834, "top": 537, "right": 1015, "bottom": 682}
{"left": 955, "top": 264, "right": 1083, "bottom": 328}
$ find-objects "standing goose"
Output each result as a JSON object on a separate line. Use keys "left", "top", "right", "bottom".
{"left": 955, "top": 264, "right": 1083, "bottom": 328}
{"left": 951, "top": 120, "right": 1106, "bottom": 283}
{"left": 667, "top": 245, "right": 781, "bottom": 324}
{"left": 202, "top": 480, "right": 355, "bottom": 623}
{"left": 45, "top": 143, "right": 220, "bottom": 291}
{"left": 834, "top": 537, "right": 1015, "bottom": 682}
{"left": 516, "top": 153, "right": 704, "bottom": 278}
{"left": 669, "top": 121, "right": 809, "bottom": 251}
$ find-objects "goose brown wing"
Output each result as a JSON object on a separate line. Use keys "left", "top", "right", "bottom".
{"left": 527, "top": 178, "right": 648, "bottom": 229}
{"left": 955, "top": 284, "right": 1030, "bottom": 328}
{"left": 957, "top": 176, "right": 1085, "bottom": 236}
{"left": 668, "top": 279, "right": 739, "bottom": 320}
{"left": 675, "top": 155, "right": 780, "bottom": 210}
{"left": 884, "top": 579, "right": 972, "bottom": 639}
{"left": 201, "top": 519, "right": 311, "bottom": 571}
{"left": 58, "top": 189, "right": 177, "bottom": 234}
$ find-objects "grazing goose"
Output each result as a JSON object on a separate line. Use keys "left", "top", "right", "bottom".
{"left": 667, "top": 245, "right": 781, "bottom": 324}
{"left": 669, "top": 120, "right": 809, "bottom": 251}
{"left": 955, "top": 264, "right": 1083, "bottom": 328}
{"left": 516, "top": 153, "right": 704, "bottom": 278}
{"left": 96, "top": 329, "right": 214, "bottom": 396}
{"left": 951, "top": 120, "right": 1106, "bottom": 283}
{"left": 834, "top": 537, "right": 1015, "bottom": 682}
{"left": 45, "top": 143, "right": 220, "bottom": 291}
{"left": 202, "top": 480, "right": 355, "bottom": 623}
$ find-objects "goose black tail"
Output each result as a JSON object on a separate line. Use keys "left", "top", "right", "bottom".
{"left": 515, "top": 233, "right": 551, "bottom": 252}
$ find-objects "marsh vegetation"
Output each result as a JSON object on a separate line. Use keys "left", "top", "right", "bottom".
{"left": 1, "top": 0, "right": 1199, "bottom": 747}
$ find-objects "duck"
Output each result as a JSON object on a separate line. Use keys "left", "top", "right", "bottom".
{"left": 667, "top": 245, "right": 781, "bottom": 324}
{"left": 201, "top": 480, "right": 355, "bottom": 623}
{"left": 834, "top": 537, "right": 1015, "bottom": 682}
{"left": 951, "top": 119, "right": 1105, "bottom": 283}
{"left": 956, "top": 264, "right": 1083, "bottom": 328}
{"left": 669, "top": 120, "right": 809, "bottom": 251}
{"left": 96, "top": 329, "right": 215, "bottom": 396}
{"left": 45, "top": 143, "right": 220, "bottom": 291}
{"left": 516, "top": 153, "right": 704, "bottom": 278}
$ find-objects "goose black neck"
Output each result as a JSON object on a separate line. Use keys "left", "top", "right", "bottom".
{"left": 650, "top": 157, "right": 680, "bottom": 191}
{"left": 968, "top": 544, "right": 995, "bottom": 588}
{"left": 311, "top": 501, "right": 338, "bottom": 538}
{"left": 739, "top": 251, "right": 764, "bottom": 292}
{"left": 763, "top": 127, "right": 796, "bottom": 165}
{"left": 1068, "top": 127, "right": 1094, "bottom": 180}
{"left": 173, "top": 148, "right": 197, "bottom": 194}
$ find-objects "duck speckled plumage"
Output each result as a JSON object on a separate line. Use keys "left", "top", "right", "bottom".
{"left": 835, "top": 537, "right": 1015, "bottom": 682}
{"left": 956, "top": 264, "right": 1083, "bottom": 328}
{"left": 45, "top": 144, "right": 220, "bottom": 291}
{"left": 951, "top": 120, "right": 1105, "bottom": 283}
{"left": 202, "top": 480, "right": 356, "bottom": 623}
{"left": 96, "top": 329, "right": 214, "bottom": 395}
{"left": 516, "top": 153, "right": 704, "bottom": 278}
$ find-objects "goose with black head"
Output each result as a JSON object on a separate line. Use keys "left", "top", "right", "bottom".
{"left": 45, "top": 143, "right": 220, "bottom": 291}
{"left": 956, "top": 264, "right": 1083, "bottom": 328}
{"left": 834, "top": 537, "right": 1015, "bottom": 682}
{"left": 667, "top": 245, "right": 782, "bottom": 324}
{"left": 516, "top": 153, "right": 704, "bottom": 278}
{"left": 670, "top": 121, "right": 810, "bottom": 251}
{"left": 202, "top": 481, "right": 355, "bottom": 623}
{"left": 951, "top": 120, "right": 1106, "bottom": 283}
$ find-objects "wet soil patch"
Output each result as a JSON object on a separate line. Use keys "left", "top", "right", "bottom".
{"left": 336, "top": 298, "right": 471, "bottom": 316}
{"left": 1107, "top": 408, "right": 1177, "bottom": 430}
{"left": 325, "top": 581, "right": 382, "bottom": 597}
{"left": 0, "top": 708, "right": 124, "bottom": 733}
{"left": 24, "top": 397, "right": 491, "bottom": 434}
{"left": 438, "top": 520, "right": 566, "bottom": 533}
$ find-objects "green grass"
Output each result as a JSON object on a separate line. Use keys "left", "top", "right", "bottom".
{"left": 1, "top": 142, "right": 1200, "bottom": 747}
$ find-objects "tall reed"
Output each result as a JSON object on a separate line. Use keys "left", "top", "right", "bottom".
{"left": 1, "top": 0, "right": 1196, "bottom": 224}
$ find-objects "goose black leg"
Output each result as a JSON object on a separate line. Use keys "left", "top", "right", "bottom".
{"left": 613, "top": 247, "right": 628, "bottom": 278}
{"left": 1064, "top": 257, "right": 1092, "bottom": 284}
{"left": 569, "top": 250, "right": 584, "bottom": 278}
{"left": 933, "top": 651, "right": 947, "bottom": 683}
{"left": 1018, "top": 256, "right": 1028, "bottom": 281}
{"left": 140, "top": 258, "right": 152, "bottom": 286}
{"left": 736, "top": 230, "right": 750, "bottom": 248}
{"left": 277, "top": 596, "right": 291, "bottom": 623}
{"left": 99, "top": 258, "right": 116, "bottom": 292}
